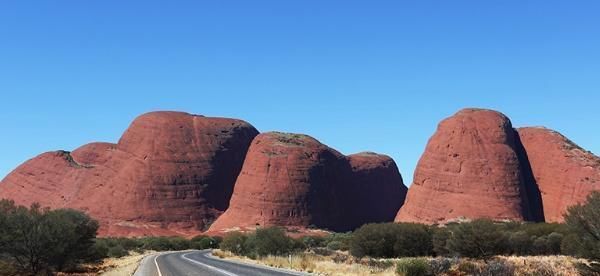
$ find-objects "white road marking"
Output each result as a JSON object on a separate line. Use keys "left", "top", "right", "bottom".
{"left": 154, "top": 254, "right": 163, "bottom": 276}
{"left": 181, "top": 252, "right": 239, "bottom": 276}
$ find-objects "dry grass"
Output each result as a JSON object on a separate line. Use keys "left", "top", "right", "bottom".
{"left": 500, "top": 255, "right": 583, "bottom": 276}
{"left": 214, "top": 249, "right": 586, "bottom": 276}
{"left": 98, "top": 251, "right": 155, "bottom": 276}
{"left": 213, "top": 249, "right": 396, "bottom": 275}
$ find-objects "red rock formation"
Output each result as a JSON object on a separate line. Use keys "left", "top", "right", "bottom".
{"left": 210, "top": 133, "right": 408, "bottom": 232}
{"left": 345, "top": 152, "right": 407, "bottom": 228}
{"left": 209, "top": 132, "right": 350, "bottom": 232}
{"left": 517, "top": 127, "right": 600, "bottom": 222}
{"left": 396, "top": 108, "right": 532, "bottom": 224}
{"left": 0, "top": 111, "right": 258, "bottom": 236}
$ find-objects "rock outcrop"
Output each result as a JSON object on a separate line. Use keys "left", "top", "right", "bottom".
{"left": 345, "top": 152, "right": 407, "bottom": 229}
{"left": 209, "top": 133, "right": 408, "bottom": 232}
{"left": 396, "top": 108, "right": 533, "bottom": 224}
{"left": 517, "top": 127, "right": 600, "bottom": 222}
{"left": 0, "top": 111, "right": 259, "bottom": 236}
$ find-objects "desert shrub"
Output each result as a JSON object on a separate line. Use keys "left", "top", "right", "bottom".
{"left": 446, "top": 219, "right": 506, "bottom": 258}
{"left": 169, "top": 237, "right": 191, "bottom": 250}
{"left": 561, "top": 233, "right": 584, "bottom": 256}
{"left": 95, "top": 237, "right": 143, "bottom": 256}
{"left": 115, "top": 237, "right": 143, "bottom": 251}
{"left": 507, "top": 231, "right": 532, "bottom": 255}
{"left": 324, "top": 232, "right": 351, "bottom": 251}
{"left": 432, "top": 227, "right": 451, "bottom": 256}
{"left": 518, "top": 222, "right": 569, "bottom": 237}
{"left": 0, "top": 200, "right": 99, "bottom": 274}
{"left": 546, "top": 232, "right": 563, "bottom": 254}
{"left": 326, "top": 241, "right": 345, "bottom": 251}
{"left": 220, "top": 232, "right": 248, "bottom": 255}
{"left": 395, "top": 258, "right": 429, "bottom": 276}
{"left": 393, "top": 224, "right": 433, "bottom": 257}
{"left": 457, "top": 260, "right": 480, "bottom": 275}
{"left": 140, "top": 236, "right": 189, "bottom": 251}
{"left": 350, "top": 223, "right": 433, "bottom": 258}
{"left": 428, "top": 257, "right": 453, "bottom": 275}
{"left": 88, "top": 240, "right": 110, "bottom": 260}
{"left": 300, "top": 235, "right": 326, "bottom": 249}
{"left": 191, "top": 236, "right": 221, "bottom": 249}
{"left": 244, "top": 227, "right": 293, "bottom": 257}
{"left": 107, "top": 245, "right": 128, "bottom": 258}
{"left": 480, "top": 259, "right": 515, "bottom": 276}
{"left": 532, "top": 236, "right": 549, "bottom": 255}
{"left": 564, "top": 191, "right": 600, "bottom": 273}
{"left": 141, "top": 237, "right": 170, "bottom": 251}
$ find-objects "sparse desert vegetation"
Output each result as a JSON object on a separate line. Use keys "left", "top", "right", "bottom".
{"left": 214, "top": 192, "right": 600, "bottom": 276}
{"left": 1, "top": 192, "right": 598, "bottom": 275}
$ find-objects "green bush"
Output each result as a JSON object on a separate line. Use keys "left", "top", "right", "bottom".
{"left": 564, "top": 191, "right": 600, "bottom": 274}
{"left": 395, "top": 258, "right": 429, "bottom": 276}
{"left": 244, "top": 227, "right": 293, "bottom": 257}
{"left": 324, "top": 232, "right": 352, "bottom": 251}
{"left": 432, "top": 227, "right": 451, "bottom": 256}
{"left": 107, "top": 245, "right": 128, "bottom": 258}
{"left": 326, "top": 241, "right": 345, "bottom": 251}
{"left": 507, "top": 231, "right": 531, "bottom": 255}
{"left": 169, "top": 237, "right": 192, "bottom": 251}
{"left": 300, "top": 235, "right": 326, "bottom": 249}
{"left": 446, "top": 219, "right": 506, "bottom": 258}
{"left": 0, "top": 200, "right": 99, "bottom": 274}
{"left": 220, "top": 232, "right": 248, "bottom": 255}
{"left": 350, "top": 223, "right": 432, "bottom": 258}
{"left": 191, "top": 236, "right": 221, "bottom": 249}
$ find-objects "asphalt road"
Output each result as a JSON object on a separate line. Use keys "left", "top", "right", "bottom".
{"left": 134, "top": 250, "right": 312, "bottom": 276}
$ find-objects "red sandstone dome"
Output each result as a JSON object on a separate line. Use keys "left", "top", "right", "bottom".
{"left": 396, "top": 108, "right": 534, "bottom": 224}
{"left": 345, "top": 152, "right": 407, "bottom": 229}
{"left": 209, "top": 132, "right": 407, "bottom": 232}
{"left": 0, "top": 111, "right": 259, "bottom": 236}
{"left": 517, "top": 127, "right": 600, "bottom": 222}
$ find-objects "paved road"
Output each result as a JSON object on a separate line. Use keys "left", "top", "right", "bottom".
{"left": 134, "top": 250, "right": 311, "bottom": 276}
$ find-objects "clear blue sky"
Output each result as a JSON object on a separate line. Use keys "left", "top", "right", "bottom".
{"left": 1, "top": 1, "right": 599, "bottom": 184}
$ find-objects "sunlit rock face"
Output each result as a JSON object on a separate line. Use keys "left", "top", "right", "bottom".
{"left": 210, "top": 132, "right": 408, "bottom": 232}
{"left": 0, "top": 111, "right": 259, "bottom": 236}
{"left": 396, "top": 108, "right": 535, "bottom": 224}
{"left": 516, "top": 127, "right": 600, "bottom": 222}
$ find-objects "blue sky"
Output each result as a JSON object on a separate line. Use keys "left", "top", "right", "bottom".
{"left": 1, "top": 1, "right": 599, "bottom": 184}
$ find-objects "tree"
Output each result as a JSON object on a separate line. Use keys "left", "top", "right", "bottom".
{"left": 446, "top": 219, "right": 506, "bottom": 258}
{"left": 244, "top": 227, "right": 293, "bottom": 257}
{"left": 220, "top": 232, "right": 247, "bottom": 255}
{"left": 564, "top": 191, "right": 600, "bottom": 273}
{"left": 349, "top": 223, "right": 433, "bottom": 258}
{"left": 0, "top": 200, "right": 99, "bottom": 275}
{"left": 191, "top": 236, "right": 221, "bottom": 249}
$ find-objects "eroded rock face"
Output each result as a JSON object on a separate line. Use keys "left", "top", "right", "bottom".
{"left": 346, "top": 152, "right": 407, "bottom": 229}
{"left": 209, "top": 133, "right": 408, "bottom": 232}
{"left": 396, "top": 108, "right": 532, "bottom": 224}
{"left": 209, "top": 132, "right": 350, "bottom": 232}
{"left": 0, "top": 111, "right": 259, "bottom": 236}
{"left": 517, "top": 127, "right": 600, "bottom": 222}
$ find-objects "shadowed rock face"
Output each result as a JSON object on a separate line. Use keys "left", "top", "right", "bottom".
{"left": 517, "top": 127, "right": 600, "bottom": 222}
{"left": 209, "top": 133, "right": 408, "bottom": 232}
{"left": 0, "top": 111, "right": 259, "bottom": 236}
{"left": 345, "top": 152, "right": 407, "bottom": 228}
{"left": 396, "top": 108, "right": 533, "bottom": 224}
